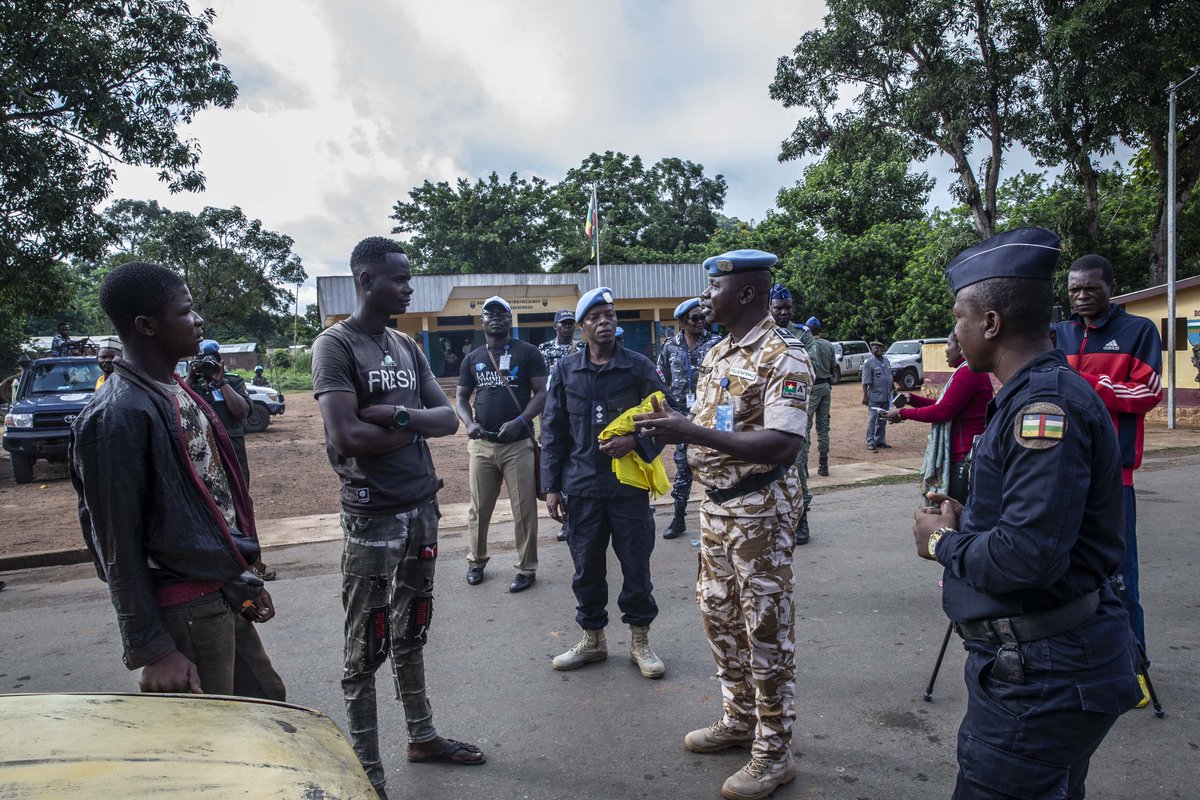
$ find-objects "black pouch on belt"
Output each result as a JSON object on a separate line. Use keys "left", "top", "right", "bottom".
{"left": 992, "top": 619, "right": 1025, "bottom": 684}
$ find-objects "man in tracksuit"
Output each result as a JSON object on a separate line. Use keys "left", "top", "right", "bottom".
{"left": 70, "top": 260, "right": 284, "bottom": 700}
{"left": 1053, "top": 254, "right": 1163, "bottom": 662}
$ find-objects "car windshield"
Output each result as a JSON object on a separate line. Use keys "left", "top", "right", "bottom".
{"left": 885, "top": 342, "right": 921, "bottom": 355}
{"left": 26, "top": 362, "right": 102, "bottom": 395}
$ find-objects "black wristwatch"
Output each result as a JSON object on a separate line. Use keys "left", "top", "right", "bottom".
{"left": 393, "top": 405, "right": 410, "bottom": 429}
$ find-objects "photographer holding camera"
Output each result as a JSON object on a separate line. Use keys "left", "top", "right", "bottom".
{"left": 187, "top": 340, "right": 253, "bottom": 485}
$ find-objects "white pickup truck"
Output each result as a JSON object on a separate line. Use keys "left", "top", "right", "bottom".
{"left": 885, "top": 338, "right": 948, "bottom": 390}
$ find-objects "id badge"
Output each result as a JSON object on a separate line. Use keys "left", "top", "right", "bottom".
{"left": 686, "top": 392, "right": 696, "bottom": 409}
{"left": 498, "top": 353, "right": 512, "bottom": 371}
{"left": 212, "top": 388, "right": 225, "bottom": 402}
{"left": 715, "top": 404, "right": 733, "bottom": 432}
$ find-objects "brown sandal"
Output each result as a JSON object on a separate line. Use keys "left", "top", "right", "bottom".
{"left": 407, "top": 739, "right": 486, "bottom": 765}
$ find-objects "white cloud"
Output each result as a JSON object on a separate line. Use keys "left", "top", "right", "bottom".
{"left": 109, "top": 0, "right": 834, "bottom": 309}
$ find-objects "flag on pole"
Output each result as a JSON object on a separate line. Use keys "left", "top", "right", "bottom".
{"left": 585, "top": 185, "right": 599, "bottom": 258}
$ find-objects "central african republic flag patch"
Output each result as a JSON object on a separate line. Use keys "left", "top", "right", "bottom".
{"left": 1013, "top": 402, "right": 1067, "bottom": 449}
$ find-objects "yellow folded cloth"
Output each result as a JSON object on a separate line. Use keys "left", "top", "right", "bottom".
{"left": 598, "top": 391, "right": 672, "bottom": 497}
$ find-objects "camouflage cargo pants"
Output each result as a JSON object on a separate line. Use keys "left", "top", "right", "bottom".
{"left": 697, "top": 509, "right": 796, "bottom": 763}
{"left": 795, "top": 381, "right": 830, "bottom": 508}
{"left": 341, "top": 498, "right": 441, "bottom": 792}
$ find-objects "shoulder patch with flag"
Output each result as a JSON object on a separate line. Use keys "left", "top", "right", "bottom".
{"left": 1013, "top": 401, "right": 1066, "bottom": 450}
{"left": 781, "top": 377, "right": 808, "bottom": 402}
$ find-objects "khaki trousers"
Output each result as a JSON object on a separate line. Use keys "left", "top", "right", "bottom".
{"left": 467, "top": 437, "right": 539, "bottom": 575}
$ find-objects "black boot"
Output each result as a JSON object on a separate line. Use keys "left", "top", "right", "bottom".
{"left": 795, "top": 510, "right": 811, "bottom": 546}
{"left": 817, "top": 454, "right": 829, "bottom": 477}
{"left": 663, "top": 505, "right": 687, "bottom": 539}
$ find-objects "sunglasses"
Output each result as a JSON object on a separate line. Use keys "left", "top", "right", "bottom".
{"left": 685, "top": 314, "right": 707, "bottom": 323}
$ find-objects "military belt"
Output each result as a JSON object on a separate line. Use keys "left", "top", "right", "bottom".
{"left": 953, "top": 589, "right": 1100, "bottom": 644}
{"left": 813, "top": 377, "right": 833, "bottom": 386}
{"left": 705, "top": 464, "right": 787, "bottom": 503}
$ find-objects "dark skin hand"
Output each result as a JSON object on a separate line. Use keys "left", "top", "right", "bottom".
{"left": 140, "top": 649, "right": 203, "bottom": 694}
{"left": 633, "top": 396, "right": 801, "bottom": 464}
{"left": 546, "top": 491, "right": 567, "bottom": 523}
{"left": 246, "top": 587, "right": 276, "bottom": 622}
{"left": 912, "top": 492, "right": 962, "bottom": 560}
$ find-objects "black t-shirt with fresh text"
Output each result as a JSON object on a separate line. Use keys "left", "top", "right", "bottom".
{"left": 458, "top": 338, "right": 547, "bottom": 441}
{"left": 311, "top": 320, "right": 439, "bottom": 515}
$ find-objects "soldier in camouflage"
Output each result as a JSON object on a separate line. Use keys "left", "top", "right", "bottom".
{"left": 539, "top": 309, "right": 580, "bottom": 541}
{"left": 655, "top": 297, "right": 722, "bottom": 539}
{"left": 768, "top": 284, "right": 814, "bottom": 545}
{"left": 636, "top": 249, "right": 811, "bottom": 800}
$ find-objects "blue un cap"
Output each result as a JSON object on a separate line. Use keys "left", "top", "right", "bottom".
{"left": 805, "top": 316, "right": 821, "bottom": 330}
{"left": 703, "top": 249, "right": 778, "bottom": 277}
{"left": 576, "top": 286, "right": 615, "bottom": 322}
{"left": 944, "top": 227, "right": 1060, "bottom": 294}
{"left": 199, "top": 339, "right": 220, "bottom": 355}
{"left": 769, "top": 284, "right": 792, "bottom": 301}
{"left": 674, "top": 298, "right": 701, "bottom": 319}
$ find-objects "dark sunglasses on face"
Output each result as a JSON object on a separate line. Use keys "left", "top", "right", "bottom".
{"left": 686, "top": 315, "right": 706, "bottom": 323}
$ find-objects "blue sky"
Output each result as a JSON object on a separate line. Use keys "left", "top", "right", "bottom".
{"left": 108, "top": 0, "right": 1073, "bottom": 310}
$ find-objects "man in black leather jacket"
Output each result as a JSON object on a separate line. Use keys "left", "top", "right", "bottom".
{"left": 70, "top": 261, "right": 284, "bottom": 699}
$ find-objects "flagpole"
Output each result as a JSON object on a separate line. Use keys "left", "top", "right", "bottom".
{"left": 592, "top": 184, "right": 602, "bottom": 288}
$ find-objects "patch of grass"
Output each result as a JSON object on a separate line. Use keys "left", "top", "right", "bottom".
{"left": 810, "top": 472, "right": 920, "bottom": 495}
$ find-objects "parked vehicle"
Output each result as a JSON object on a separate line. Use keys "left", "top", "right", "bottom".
{"left": 0, "top": 693, "right": 377, "bottom": 798}
{"left": 885, "top": 338, "right": 948, "bottom": 390}
{"left": 2, "top": 356, "right": 101, "bottom": 484}
{"left": 830, "top": 340, "right": 871, "bottom": 383}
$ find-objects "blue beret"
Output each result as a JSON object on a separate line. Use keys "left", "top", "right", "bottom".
{"left": 703, "top": 249, "right": 778, "bottom": 277}
{"left": 944, "top": 227, "right": 1060, "bottom": 294}
{"left": 769, "top": 284, "right": 792, "bottom": 301}
{"left": 674, "top": 298, "right": 701, "bottom": 319}
{"left": 805, "top": 316, "right": 820, "bottom": 330}
{"left": 199, "top": 339, "right": 220, "bottom": 354}
{"left": 615, "top": 327, "right": 624, "bottom": 337}
{"left": 576, "top": 286, "right": 615, "bottom": 321}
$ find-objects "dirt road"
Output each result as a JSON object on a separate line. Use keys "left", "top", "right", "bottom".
{"left": 1, "top": 383, "right": 931, "bottom": 557}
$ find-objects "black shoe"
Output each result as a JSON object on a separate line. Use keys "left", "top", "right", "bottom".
{"left": 556, "top": 528, "right": 567, "bottom": 542}
{"left": 663, "top": 513, "right": 687, "bottom": 540}
{"left": 509, "top": 573, "right": 536, "bottom": 593}
{"left": 466, "top": 565, "right": 485, "bottom": 586}
{"left": 879, "top": 443, "right": 893, "bottom": 449}
{"left": 818, "top": 456, "right": 829, "bottom": 477}
{"left": 795, "top": 514, "right": 810, "bottom": 546}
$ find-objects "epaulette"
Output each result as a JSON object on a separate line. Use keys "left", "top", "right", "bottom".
{"left": 774, "top": 326, "right": 801, "bottom": 345}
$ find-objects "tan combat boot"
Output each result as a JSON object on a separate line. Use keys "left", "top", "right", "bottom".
{"left": 629, "top": 625, "right": 665, "bottom": 678}
{"left": 552, "top": 628, "right": 607, "bottom": 671}
{"left": 684, "top": 720, "right": 754, "bottom": 753}
{"left": 721, "top": 754, "right": 796, "bottom": 800}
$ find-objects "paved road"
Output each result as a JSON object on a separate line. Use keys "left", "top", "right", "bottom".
{"left": 2, "top": 455, "right": 1197, "bottom": 799}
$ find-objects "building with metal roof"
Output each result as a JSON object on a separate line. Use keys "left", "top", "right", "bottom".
{"left": 316, "top": 264, "right": 708, "bottom": 376}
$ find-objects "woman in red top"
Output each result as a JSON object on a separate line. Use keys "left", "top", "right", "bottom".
{"left": 888, "top": 332, "right": 993, "bottom": 503}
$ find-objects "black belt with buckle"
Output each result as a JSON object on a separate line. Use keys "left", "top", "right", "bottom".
{"left": 814, "top": 377, "right": 833, "bottom": 386}
{"left": 953, "top": 589, "right": 1100, "bottom": 644}
{"left": 705, "top": 464, "right": 787, "bottom": 504}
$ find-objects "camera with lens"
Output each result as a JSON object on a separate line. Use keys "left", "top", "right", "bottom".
{"left": 189, "top": 354, "right": 221, "bottom": 379}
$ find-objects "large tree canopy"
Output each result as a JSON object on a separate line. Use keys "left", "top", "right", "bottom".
{"left": 1, "top": 0, "right": 236, "bottom": 361}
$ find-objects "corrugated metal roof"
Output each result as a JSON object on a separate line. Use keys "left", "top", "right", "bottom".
{"left": 317, "top": 264, "right": 706, "bottom": 321}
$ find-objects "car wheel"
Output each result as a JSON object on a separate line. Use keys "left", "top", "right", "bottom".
{"left": 11, "top": 453, "right": 35, "bottom": 484}
{"left": 243, "top": 403, "right": 270, "bottom": 433}
{"left": 831, "top": 365, "right": 842, "bottom": 384}
{"left": 900, "top": 369, "right": 919, "bottom": 391}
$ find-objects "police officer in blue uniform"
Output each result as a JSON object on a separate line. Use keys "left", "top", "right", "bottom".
{"left": 912, "top": 227, "right": 1143, "bottom": 800}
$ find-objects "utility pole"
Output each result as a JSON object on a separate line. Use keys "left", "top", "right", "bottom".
{"left": 1166, "top": 67, "right": 1200, "bottom": 429}
{"left": 292, "top": 283, "right": 301, "bottom": 350}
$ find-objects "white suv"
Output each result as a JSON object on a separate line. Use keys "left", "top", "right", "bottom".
{"left": 830, "top": 340, "right": 870, "bottom": 383}
{"left": 885, "top": 338, "right": 948, "bottom": 390}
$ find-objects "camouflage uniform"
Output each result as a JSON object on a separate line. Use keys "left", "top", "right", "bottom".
{"left": 688, "top": 314, "right": 812, "bottom": 763}
{"left": 538, "top": 339, "right": 578, "bottom": 386}
{"left": 656, "top": 328, "right": 722, "bottom": 514}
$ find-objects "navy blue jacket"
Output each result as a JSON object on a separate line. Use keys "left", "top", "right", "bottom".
{"left": 936, "top": 350, "right": 1125, "bottom": 622}
{"left": 541, "top": 344, "right": 664, "bottom": 498}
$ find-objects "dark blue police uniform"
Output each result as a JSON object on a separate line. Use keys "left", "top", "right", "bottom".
{"left": 541, "top": 338, "right": 665, "bottom": 631}
{"left": 932, "top": 228, "right": 1143, "bottom": 800}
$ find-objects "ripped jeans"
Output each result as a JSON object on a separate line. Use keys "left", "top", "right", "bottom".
{"left": 340, "top": 497, "right": 440, "bottom": 791}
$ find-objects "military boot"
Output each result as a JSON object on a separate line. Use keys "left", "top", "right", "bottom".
{"left": 817, "top": 454, "right": 829, "bottom": 477}
{"left": 629, "top": 625, "right": 665, "bottom": 678}
{"left": 552, "top": 628, "right": 607, "bottom": 671}
{"left": 795, "top": 509, "right": 810, "bottom": 546}
{"left": 684, "top": 720, "right": 754, "bottom": 753}
{"left": 721, "top": 754, "right": 796, "bottom": 800}
{"left": 663, "top": 503, "right": 687, "bottom": 539}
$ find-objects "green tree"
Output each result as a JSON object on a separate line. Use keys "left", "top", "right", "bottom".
{"left": 770, "top": 0, "right": 1030, "bottom": 239}
{"left": 391, "top": 172, "right": 556, "bottom": 274}
{"left": 1, "top": 0, "right": 237, "bottom": 363}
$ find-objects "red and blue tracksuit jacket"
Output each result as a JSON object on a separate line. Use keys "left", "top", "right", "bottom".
{"left": 1053, "top": 305, "right": 1162, "bottom": 486}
